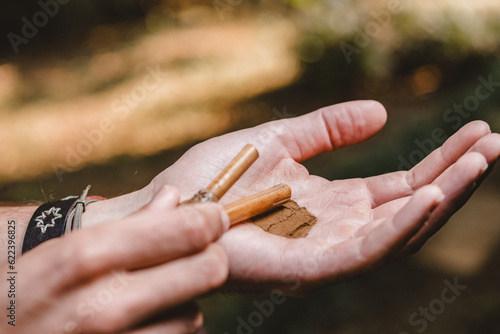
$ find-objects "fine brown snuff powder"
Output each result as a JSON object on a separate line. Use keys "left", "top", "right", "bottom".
{"left": 250, "top": 200, "right": 317, "bottom": 238}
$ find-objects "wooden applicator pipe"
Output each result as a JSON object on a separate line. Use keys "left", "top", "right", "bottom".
{"left": 206, "top": 144, "right": 259, "bottom": 200}
{"left": 182, "top": 144, "right": 259, "bottom": 204}
{"left": 181, "top": 144, "right": 292, "bottom": 224}
{"left": 224, "top": 184, "right": 291, "bottom": 226}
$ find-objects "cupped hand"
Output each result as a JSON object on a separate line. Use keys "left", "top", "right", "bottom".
{"left": 151, "top": 100, "right": 500, "bottom": 295}
{"left": 1, "top": 186, "right": 229, "bottom": 334}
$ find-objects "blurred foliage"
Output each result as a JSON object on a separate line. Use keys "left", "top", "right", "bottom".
{"left": 1, "top": 0, "right": 500, "bottom": 333}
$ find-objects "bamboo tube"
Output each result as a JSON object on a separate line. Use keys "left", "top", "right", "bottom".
{"left": 224, "top": 184, "right": 291, "bottom": 226}
{"left": 181, "top": 144, "right": 259, "bottom": 204}
{"left": 206, "top": 144, "right": 259, "bottom": 200}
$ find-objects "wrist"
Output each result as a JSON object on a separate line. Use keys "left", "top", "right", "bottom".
{"left": 82, "top": 184, "right": 155, "bottom": 228}
{"left": 0, "top": 205, "right": 37, "bottom": 265}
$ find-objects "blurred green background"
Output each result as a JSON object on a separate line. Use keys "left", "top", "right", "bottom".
{"left": 1, "top": 1, "right": 500, "bottom": 333}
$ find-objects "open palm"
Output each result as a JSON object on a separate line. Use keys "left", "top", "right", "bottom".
{"left": 152, "top": 101, "right": 500, "bottom": 295}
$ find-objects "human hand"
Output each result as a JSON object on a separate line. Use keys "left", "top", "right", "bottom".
{"left": 150, "top": 100, "right": 500, "bottom": 296}
{"left": 0, "top": 186, "right": 229, "bottom": 334}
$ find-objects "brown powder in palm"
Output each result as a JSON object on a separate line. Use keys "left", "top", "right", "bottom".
{"left": 251, "top": 200, "right": 317, "bottom": 238}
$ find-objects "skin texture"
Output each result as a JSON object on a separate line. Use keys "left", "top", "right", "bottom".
{"left": 149, "top": 100, "right": 500, "bottom": 295}
{"left": 0, "top": 186, "right": 229, "bottom": 334}
{"left": 2, "top": 100, "right": 498, "bottom": 333}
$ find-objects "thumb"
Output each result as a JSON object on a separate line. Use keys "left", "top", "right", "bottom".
{"left": 276, "top": 100, "right": 387, "bottom": 162}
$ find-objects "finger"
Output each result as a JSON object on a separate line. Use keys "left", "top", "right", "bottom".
{"left": 161, "top": 101, "right": 386, "bottom": 198}
{"left": 276, "top": 100, "right": 387, "bottom": 162}
{"left": 403, "top": 152, "right": 488, "bottom": 252}
{"left": 365, "top": 120, "right": 491, "bottom": 207}
{"left": 28, "top": 202, "right": 229, "bottom": 291}
{"left": 371, "top": 132, "right": 500, "bottom": 220}
{"left": 371, "top": 196, "right": 410, "bottom": 220}
{"left": 81, "top": 244, "right": 227, "bottom": 333}
{"left": 141, "top": 185, "right": 180, "bottom": 212}
{"left": 80, "top": 202, "right": 228, "bottom": 274}
{"left": 407, "top": 121, "right": 490, "bottom": 187}
{"left": 467, "top": 132, "right": 500, "bottom": 164}
{"left": 122, "top": 302, "right": 203, "bottom": 334}
{"left": 462, "top": 132, "right": 500, "bottom": 193}
{"left": 359, "top": 185, "right": 443, "bottom": 264}
{"left": 299, "top": 185, "right": 443, "bottom": 288}
{"left": 373, "top": 150, "right": 490, "bottom": 228}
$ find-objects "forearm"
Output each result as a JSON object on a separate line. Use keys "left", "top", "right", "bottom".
{"left": 0, "top": 184, "right": 154, "bottom": 266}
{"left": 0, "top": 206, "right": 37, "bottom": 266}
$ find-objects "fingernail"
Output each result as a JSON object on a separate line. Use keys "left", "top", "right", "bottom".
{"left": 149, "top": 185, "right": 178, "bottom": 211}
{"left": 427, "top": 185, "right": 445, "bottom": 203}
{"left": 429, "top": 191, "right": 444, "bottom": 214}
{"left": 153, "top": 185, "right": 170, "bottom": 201}
{"left": 428, "top": 202, "right": 440, "bottom": 216}
{"left": 480, "top": 163, "right": 489, "bottom": 173}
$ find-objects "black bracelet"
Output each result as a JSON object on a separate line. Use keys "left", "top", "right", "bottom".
{"left": 22, "top": 196, "right": 78, "bottom": 254}
{"left": 22, "top": 186, "right": 105, "bottom": 254}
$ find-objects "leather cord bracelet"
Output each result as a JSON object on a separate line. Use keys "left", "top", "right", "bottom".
{"left": 22, "top": 186, "right": 105, "bottom": 254}
{"left": 65, "top": 185, "right": 105, "bottom": 233}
